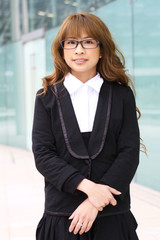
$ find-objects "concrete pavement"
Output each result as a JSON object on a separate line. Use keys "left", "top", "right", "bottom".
{"left": 0, "top": 145, "right": 160, "bottom": 240}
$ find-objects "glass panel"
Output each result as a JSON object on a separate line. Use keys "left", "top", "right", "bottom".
{"left": 46, "top": 26, "right": 59, "bottom": 75}
{"left": 0, "top": 45, "right": 8, "bottom": 144}
{"left": 0, "top": 41, "right": 26, "bottom": 148}
{"left": 134, "top": 0, "right": 160, "bottom": 191}
{"left": 23, "top": 38, "right": 46, "bottom": 149}
{"left": 95, "top": 1, "right": 133, "bottom": 71}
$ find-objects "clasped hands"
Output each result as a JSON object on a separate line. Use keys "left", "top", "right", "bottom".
{"left": 69, "top": 179, "right": 121, "bottom": 235}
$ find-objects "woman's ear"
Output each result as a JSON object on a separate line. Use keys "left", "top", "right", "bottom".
{"left": 99, "top": 50, "right": 103, "bottom": 58}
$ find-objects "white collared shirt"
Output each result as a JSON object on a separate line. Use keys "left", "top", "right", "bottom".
{"left": 64, "top": 72, "right": 103, "bottom": 132}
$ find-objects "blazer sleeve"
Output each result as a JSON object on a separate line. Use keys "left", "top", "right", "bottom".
{"left": 99, "top": 87, "right": 140, "bottom": 194}
{"left": 32, "top": 92, "right": 84, "bottom": 194}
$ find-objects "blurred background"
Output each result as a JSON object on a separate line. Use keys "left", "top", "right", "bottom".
{"left": 0, "top": 0, "right": 160, "bottom": 191}
{"left": 0, "top": 0, "right": 160, "bottom": 239}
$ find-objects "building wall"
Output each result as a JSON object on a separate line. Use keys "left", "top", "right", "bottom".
{"left": 0, "top": 0, "right": 160, "bottom": 191}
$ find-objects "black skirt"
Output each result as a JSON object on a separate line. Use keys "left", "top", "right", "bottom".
{"left": 36, "top": 211, "right": 139, "bottom": 240}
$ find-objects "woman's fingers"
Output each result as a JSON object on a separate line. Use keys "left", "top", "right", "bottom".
{"left": 108, "top": 186, "right": 121, "bottom": 195}
{"left": 69, "top": 215, "right": 79, "bottom": 233}
{"left": 89, "top": 196, "right": 109, "bottom": 210}
{"left": 85, "top": 221, "right": 93, "bottom": 233}
{"left": 110, "top": 197, "right": 117, "bottom": 206}
{"left": 79, "top": 221, "right": 88, "bottom": 235}
{"left": 98, "top": 206, "right": 103, "bottom": 211}
{"left": 73, "top": 220, "right": 84, "bottom": 235}
{"left": 68, "top": 212, "right": 75, "bottom": 220}
{"left": 106, "top": 186, "right": 121, "bottom": 206}
{"left": 72, "top": 219, "right": 94, "bottom": 235}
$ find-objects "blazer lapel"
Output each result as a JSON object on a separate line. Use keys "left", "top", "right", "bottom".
{"left": 53, "top": 80, "right": 113, "bottom": 160}
{"left": 88, "top": 80, "right": 113, "bottom": 159}
{"left": 54, "top": 83, "right": 89, "bottom": 159}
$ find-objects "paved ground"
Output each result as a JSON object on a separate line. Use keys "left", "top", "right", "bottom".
{"left": 0, "top": 144, "right": 160, "bottom": 240}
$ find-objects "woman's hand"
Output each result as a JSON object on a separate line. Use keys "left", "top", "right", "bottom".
{"left": 87, "top": 184, "right": 121, "bottom": 211}
{"left": 77, "top": 179, "right": 121, "bottom": 211}
{"left": 68, "top": 199, "right": 98, "bottom": 235}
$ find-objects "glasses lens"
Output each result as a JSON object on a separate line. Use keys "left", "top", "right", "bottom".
{"left": 63, "top": 40, "right": 77, "bottom": 49}
{"left": 82, "top": 39, "right": 98, "bottom": 49}
{"left": 61, "top": 39, "right": 99, "bottom": 49}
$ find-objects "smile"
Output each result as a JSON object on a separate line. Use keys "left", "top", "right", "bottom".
{"left": 73, "top": 59, "right": 88, "bottom": 64}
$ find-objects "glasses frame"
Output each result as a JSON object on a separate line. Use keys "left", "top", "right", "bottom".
{"left": 60, "top": 39, "right": 100, "bottom": 49}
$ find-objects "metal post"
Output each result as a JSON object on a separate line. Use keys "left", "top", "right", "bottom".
{"left": 30, "top": 0, "right": 34, "bottom": 32}
{"left": 10, "top": 0, "right": 20, "bottom": 41}
{"left": 22, "top": 0, "right": 29, "bottom": 34}
{"left": 50, "top": 0, "right": 57, "bottom": 27}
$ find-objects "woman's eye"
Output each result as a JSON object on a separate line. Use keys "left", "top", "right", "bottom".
{"left": 85, "top": 40, "right": 94, "bottom": 44}
{"left": 66, "top": 41, "right": 76, "bottom": 45}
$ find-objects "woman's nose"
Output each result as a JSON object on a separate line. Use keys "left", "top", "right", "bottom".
{"left": 74, "top": 42, "right": 85, "bottom": 54}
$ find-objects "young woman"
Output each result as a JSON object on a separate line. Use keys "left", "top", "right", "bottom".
{"left": 32, "top": 12, "right": 140, "bottom": 240}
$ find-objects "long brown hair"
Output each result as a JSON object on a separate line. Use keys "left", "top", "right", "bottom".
{"left": 40, "top": 12, "right": 146, "bottom": 153}
{"left": 42, "top": 12, "right": 133, "bottom": 91}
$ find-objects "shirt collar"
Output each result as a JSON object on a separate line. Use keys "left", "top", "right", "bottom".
{"left": 64, "top": 72, "right": 103, "bottom": 95}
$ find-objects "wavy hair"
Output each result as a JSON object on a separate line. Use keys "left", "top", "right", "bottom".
{"left": 42, "top": 13, "right": 133, "bottom": 89}
{"left": 40, "top": 12, "right": 146, "bottom": 154}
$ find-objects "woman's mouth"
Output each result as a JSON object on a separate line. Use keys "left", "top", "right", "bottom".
{"left": 73, "top": 58, "right": 88, "bottom": 64}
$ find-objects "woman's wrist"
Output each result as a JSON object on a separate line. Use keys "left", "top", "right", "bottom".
{"left": 76, "top": 178, "right": 95, "bottom": 195}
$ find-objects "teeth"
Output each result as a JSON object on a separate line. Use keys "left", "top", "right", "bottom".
{"left": 75, "top": 60, "right": 86, "bottom": 62}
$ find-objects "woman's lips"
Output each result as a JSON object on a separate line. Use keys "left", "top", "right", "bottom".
{"left": 73, "top": 58, "right": 88, "bottom": 64}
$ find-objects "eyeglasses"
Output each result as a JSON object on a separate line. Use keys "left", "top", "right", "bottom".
{"left": 60, "top": 39, "right": 100, "bottom": 49}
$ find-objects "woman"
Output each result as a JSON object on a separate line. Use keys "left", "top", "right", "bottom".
{"left": 32, "top": 12, "right": 140, "bottom": 240}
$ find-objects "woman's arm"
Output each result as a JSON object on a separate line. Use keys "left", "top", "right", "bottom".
{"left": 75, "top": 87, "right": 139, "bottom": 209}
{"left": 68, "top": 181, "right": 120, "bottom": 234}
{"left": 32, "top": 93, "right": 84, "bottom": 194}
{"left": 77, "top": 179, "right": 121, "bottom": 210}
{"left": 99, "top": 87, "right": 140, "bottom": 194}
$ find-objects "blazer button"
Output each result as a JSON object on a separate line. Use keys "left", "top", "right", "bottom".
{"left": 84, "top": 159, "right": 89, "bottom": 165}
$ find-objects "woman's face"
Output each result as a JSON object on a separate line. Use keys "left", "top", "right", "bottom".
{"left": 63, "top": 30, "right": 101, "bottom": 82}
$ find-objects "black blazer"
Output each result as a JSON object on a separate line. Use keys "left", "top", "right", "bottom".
{"left": 32, "top": 79, "right": 140, "bottom": 217}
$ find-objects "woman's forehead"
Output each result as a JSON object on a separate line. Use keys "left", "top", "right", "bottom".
{"left": 64, "top": 28, "right": 94, "bottom": 39}
{"left": 65, "top": 32, "right": 92, "bottom": 39}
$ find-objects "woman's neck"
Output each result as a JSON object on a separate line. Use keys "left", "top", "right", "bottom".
{"left": 70, "top": 71, "right": 97, "bottom": 83}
